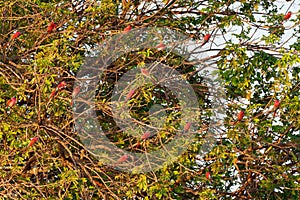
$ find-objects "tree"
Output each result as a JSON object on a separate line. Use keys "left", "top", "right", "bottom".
{"left": 0, "top": 0, "right": 299, "bottom": 199}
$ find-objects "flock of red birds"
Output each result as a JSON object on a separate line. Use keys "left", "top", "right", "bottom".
{"left": 9, "top": 11, "right": 292, "bottom": 43}
{"left": 11, "top": 21, "right": 57, "bottom": 41}
{"left": 7, "top": 18, "right": 80, "bottom": 148}
{"left": 6, "top": 11, "right": 291, "bottom": 177}
{"left": 233, "top": 99, "right": 281, "bottom": 125}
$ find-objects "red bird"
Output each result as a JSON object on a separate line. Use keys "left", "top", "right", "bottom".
{"left": 70, "top": 86, "right": 81, "bottom": 106}
{"left": 93, "top": 180, "right": 103, "bottom": 187}
{"left": 233, "top": 110, "right": 244, "bottom": 125}
{"left": 237, "top": 110, "right": 244, "bottom": 121}
{"left": 28, "top": 137, "right": 39, "bottom": 147}
{"left": 283, "top": 11, "right": 292, "bottom": 21}
{"left": 11, "top": 31, "right": 21, "bottom": 40}
{"left": 274, "top": 99, "right": 280, "bottom": 108}
{"left": 57, "top": 81, "right": 67, "bottom": 90}
{"left": 141, "top": 68, "right": 150, "bottom": 76}
{"left": 47, "top": 21, "right": 57, "bottom": 33}
{"left": 125, "top": 89, "right": 135, "bottom": 101}
{"left": 49, "top": 89, "right": 57, "bottom": 99}
{"left": 117, "top": 154, "right": 129, "bottom": 163}
{"left": 124, "top": 25, "right": 131, "bottom": 33}
{"left": 183, "top": 122, "right": 192, "bottom": 133}
{"left": 201, "top": 34, "right": 211, "bottom": 47}
{"left": 156, "top": 42, "right": 166, "bottom": 51}
{"left": 72, "top": 85, "right": 81, "bottom": 97}
{"left": 141, "top": 132, "right": 151, "bottom": 140}
{"left": 7, "top": 97, "right": 17, "bottom": 108}
{"left": 205, "top": 171, "right": 212, "bottom": 182}
{"left": 273, "top": 99, "right": 280, "bottom": 117}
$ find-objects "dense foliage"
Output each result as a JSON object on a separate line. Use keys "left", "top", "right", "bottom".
{"left": 0, "top": 0, "right": 299, "bottom": 199}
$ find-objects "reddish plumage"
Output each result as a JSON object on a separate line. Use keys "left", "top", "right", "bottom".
{"left": 156, "top": 42, "right": 166, "bottom": 50}
{"left": 117, "top": 154, "right": 129, "bottom": 163}
{"left": 49, "top": 89, "right": 57, "bottom": 99}
{"left": 273, "top": 99, "right": 280, "bottom": 117}
{"left": 7, "top": 97, "right": 17, "bottom": 107}
{"left": 93, "top": 180, "right": 103, "bottom": 187}
{"left": 124, "top": 25, "right": 131, "bottom": 33}
{"left": 28, "top": 137, "right": 39, "bottom": 147}
{"left": 71, "top": 86, "right": 81, "bottom": 106}
{"left": 233, "top": 110, "right": 244, "bottom": 125}
{"left": 274, "top": 99, "right": 280, "bottom": 108}
{"left": 72, "top": 85, "right": 81, "bottom": 97}
{"left": 283, "top": 11, "right": 292, "bottom": 20}
{"left": 141, "top": 132, "right": 151, "bottom": 140}
{"left": 183, "top": 122, "right": 192, "bottom": 132}
{"left": 11, "top": 31, "right": 21, "bottom": 39}
{"left": 237, "top": 110, "right": 244, "bottom": 121}
{"left": 141, "top": 68, "right": 150, "bottom": 76}
{"left": 205, "top": 171, "right": 212, "bottom": 182}
{"left": 125, "top": 89, "right": 135, "bottom": 101}
{"left": 201, "top": 34, "right": 211, "bottom": 47}
{"left": 47, "top": 21, "right": 57, "bottom": 33}
{"left": 57, "top": 81, "right": 67, "bottom": 90}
